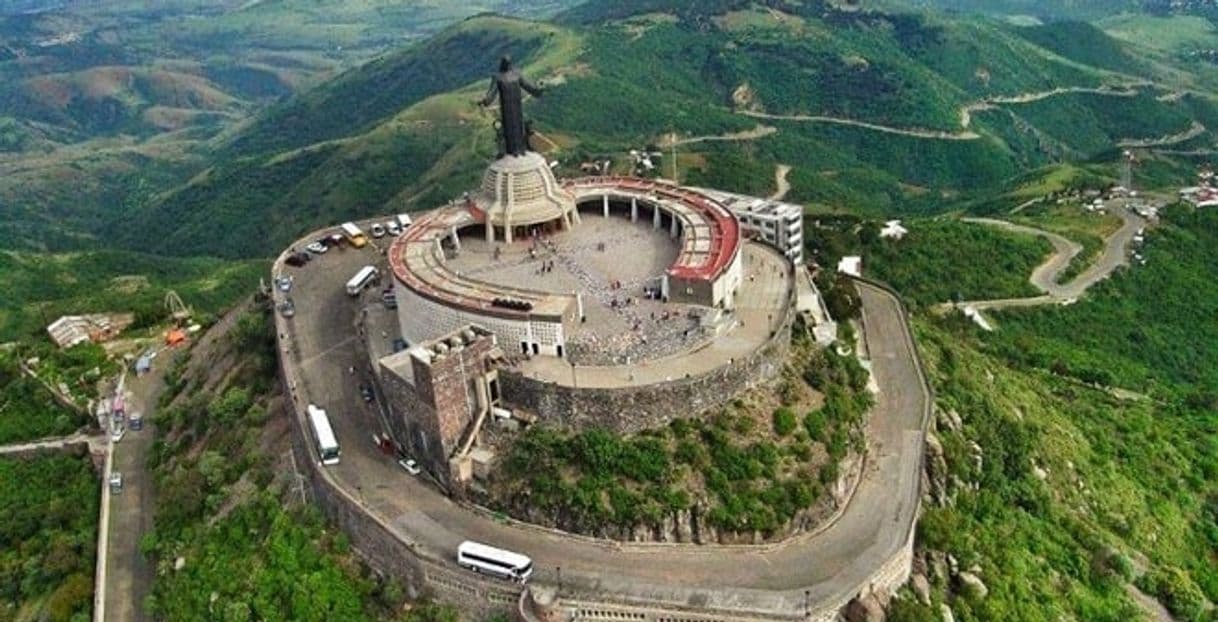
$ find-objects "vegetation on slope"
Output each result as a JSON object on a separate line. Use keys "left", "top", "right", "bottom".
{"left": 991, "top": 205, "right": 1218, "bottom": 396}
{"left": 886, "top": 205, "right": 1218, "bottom": 621}
{"left": 804, "top": 216, "right": 1051, "bottom": 307}
{"left": 0, "top": 451, "right": 98, "bottom": 622}
{"left": 887, "top": 316, "right": 1218, "bottom": 621}
{"left": 0, "top": 250, "right": 266, "bottom": 340}
{"left": 488, "top": 326, "right": 870, "bottom": 539}
{"left": 142, "top": 306, "right": 459, "bottom": 621}
{"left": 0, "top": 348, "right": 84, "bottom": 444}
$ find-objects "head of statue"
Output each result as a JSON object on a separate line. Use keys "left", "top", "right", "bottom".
{"left": 499, "top": 55, "right": 513, "bottom": 72}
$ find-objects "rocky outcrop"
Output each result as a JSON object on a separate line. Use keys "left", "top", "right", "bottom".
{"left": 957, "top": 571, "right": 989, "bottom": 600}
{"left": 924, "top": 431, "right": 950, "bottom": 506}
{"left": 911, "top": 573, "right": 931, "bottom": 605}
{"left": 844, "top": 594, "right": 886, "bottom": 622}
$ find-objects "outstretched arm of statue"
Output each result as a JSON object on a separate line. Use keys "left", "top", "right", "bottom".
{"left": 520, "top": 76, "right": 545, "bottom": 98}
{"left": 478, "top": 78, "right": 498, "bottom": 107}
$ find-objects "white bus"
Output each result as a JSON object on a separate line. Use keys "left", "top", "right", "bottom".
{"left": 340, "top": 222, "right": 368, "bottom": 248}
{"left": 457, "top": 541, "right": 533, "bottom": 582}
{"left": 346, "top": 265, "right": 379, "bottom": 296}
{"left": 307, "top": 404, "right": 340, "bottom": 466}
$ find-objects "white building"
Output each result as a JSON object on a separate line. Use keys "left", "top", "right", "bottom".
{"left": 837, "top": 256, "right": 862, "bottom": 277}
{"left": 880, "top": 220, "right": 908, "bottom": 240}
{"left": 692, "top": 189, "right": 804, "bottom": 265}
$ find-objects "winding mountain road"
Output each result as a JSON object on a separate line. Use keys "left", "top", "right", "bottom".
{"left": 949, "top": 203, "right": 1145, "bottom": 311}
{"left": 734, "top": 82, "right": 1188, "bottom": 146}
{"left": 276, "top": 229, "right": 932, "bottom": 619}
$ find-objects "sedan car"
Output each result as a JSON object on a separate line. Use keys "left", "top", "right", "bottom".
{"left": 397, "top": 458, "right": 421, "bottom": 475}
{"left": 370, "top": 223, "right": 387, "bottom": 238}
{"left": 305, "top": 242, "right": 328, "bottom": 254}
{"left": 278, "top": 298, "right": 296, "bottom": 318}
{"left": 359, "top": 383, "right": 375, "bottom": 403}
{"left": 275, "top": 275, "right": 293, "bottom": 292}
{"left": 387, "top": 221, "right": 402, "bottom": 236}
{"left": 109, "top": 472, "right": 124, "bottom": 493}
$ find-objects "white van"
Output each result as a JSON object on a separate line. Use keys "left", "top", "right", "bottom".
{"left": 397, "top": 213, "right": 413, "bottom": 229}
{"left": 346, "top": 265, "right": 379, "bottom": 296}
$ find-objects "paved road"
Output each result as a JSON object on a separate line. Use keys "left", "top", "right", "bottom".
{"left": 277, "top": 232, "right": 930, "bottom": 616}
{"left": 101, "top": 368, "right": 166, "bottom": 622}
{"left": 954, "top": 204, "right": 1145, "bottom": 311}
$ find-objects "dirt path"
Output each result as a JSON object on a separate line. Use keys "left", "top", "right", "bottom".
{"left": 737, "top": 82, "right": 1151, "bottom": 142}
{"left": 0, "top": 432, "right": 101, "bottom": 455}
{"left": 659, "top": 124, "right": 777, "bottom": 147}
{"left": 1119, "top": 121, "right": 1207, "bottom": 148}
{"left": 770, "top": 164, "right": 791, "bottom": 201}
{"left": 739, "top": 110, "right": 981, "bottom": 140}
{"left": 961, "top": 84, "right": 1144, "bottom": 129}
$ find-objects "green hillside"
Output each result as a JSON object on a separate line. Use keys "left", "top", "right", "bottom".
{"left": 113, "top": 1, "right": 1218, "bottom": 259}
{"left": 0, "top": 249, "right": 266, "bottom": 340}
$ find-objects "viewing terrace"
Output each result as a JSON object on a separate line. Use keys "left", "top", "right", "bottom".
{"left": 564, "top": 176, "right": 741, "bottom": 285}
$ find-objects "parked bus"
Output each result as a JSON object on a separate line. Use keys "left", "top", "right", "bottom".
{"left": 340, "top": 222, "right": 368, "bottom": 248}
{"left": 307, "top": 404, "right": 340, "bottom": 466}
{"left": 346, "top": 265, "right": 379, "bottom": 296}
{"left": 456, "top": 541, "right": 533, "bottom": 582}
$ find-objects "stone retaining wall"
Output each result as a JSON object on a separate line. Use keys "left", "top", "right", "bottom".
{"left": 271, "top": 229, "right": 932, "bottom": 622}
{"left": 498, "top": 306, "right": 794, "bottom": 435}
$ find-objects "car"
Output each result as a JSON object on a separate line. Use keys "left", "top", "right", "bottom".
{"left": 392, "top": 338, "right": 408, "bottom": 353}
{"left": 111, "top": 425, "right": 126, "bottom": 443}
{"left": 370, "top": 223, "right": 386, "bottom": 238}
{"left": 276, "top": 275, "right": 293, "bottom": 292}
{"left": 109, "top": 472, "right": 123, "bottom": 493}
{"left": 387, "top": 221, "right": 402, "bottom": 236}
{"left": 306, "top": 242, "right": 328, "bottom": 254}
{"left": 359, "top": 383, "right": 375, "bottom": 403}
{"left": 397, "top": 458, "right": 421, "bottom": 475}
{"left": 382, "top": 289, "right": 398, "bottom": 310}
{"left": 278, "top": 299, "right": 296, "bottom": 318}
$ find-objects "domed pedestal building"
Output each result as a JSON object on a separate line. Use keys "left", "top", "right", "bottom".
{"left": 474, "top": 151, "right": 580, "bottom": 243}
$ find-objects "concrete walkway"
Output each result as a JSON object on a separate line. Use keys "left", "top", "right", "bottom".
{"left": 0, "top": 432, "right": 101, "bottom": 455}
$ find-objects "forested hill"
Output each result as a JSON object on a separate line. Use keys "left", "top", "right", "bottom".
{"left": 121, "top": 0, "right": 1218, "bottom": 259}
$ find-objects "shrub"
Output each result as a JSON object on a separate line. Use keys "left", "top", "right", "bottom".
{"left": 772, "top": 407, "right": 797, "bottom": 436}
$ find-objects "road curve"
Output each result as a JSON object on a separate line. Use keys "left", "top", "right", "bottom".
{"left": 275, "top": 227, "right": 931, "bottom": 618}
{"left": 952, "top": 204, "right": 1145, "bottom": 311}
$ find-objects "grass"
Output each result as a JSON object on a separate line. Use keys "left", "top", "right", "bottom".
{"left": 1099, "top": 14, "right": 1218, "bottom": 53}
